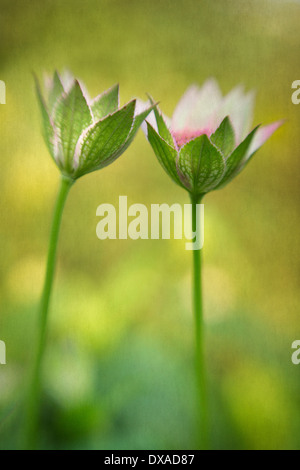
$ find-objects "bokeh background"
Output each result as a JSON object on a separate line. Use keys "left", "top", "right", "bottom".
{"left": 0, "top": 0, "right": 300, "bottom": 450}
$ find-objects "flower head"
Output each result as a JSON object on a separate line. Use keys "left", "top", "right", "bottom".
{"left": 145, "top": 79, "right": 283, "bottom": 198}
{"left": 35, "top": 71, "right": 154, "bottom": 179}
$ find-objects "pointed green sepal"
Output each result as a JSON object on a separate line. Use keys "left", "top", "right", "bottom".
{"left": 48, "top": 71, "right": 64, "bottom": 113}
{"left": 74, "top": 100, "right": 136, "bottom": 177}
{"left": 91, "top": 84, "right": 119, "bottom": 121}
{"left": 53, "top": 80, "right": 93, "bottom": 171}
{"left": 146, "top": 122, "right": 185, "bottom": 189}
{"left": 178, "top": 134, "right": 226, "bottom": 195}
{"left": 216, "top": 125, "right": 260, "bottom": 189}
{"left": 34, "top": 75, "right": 57, "bottom": 160}
{"left": 119, "top": 103, "right": 158, "bottom": 154}
{"left": 147, "top": 95, "right": 174, "bottom": 147}
{"left": 210, "top": 116, "right": 235, "bottom": 158}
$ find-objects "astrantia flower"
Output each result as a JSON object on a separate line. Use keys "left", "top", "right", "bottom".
{"left": 35, "top": 71, "right": 154, "bottom": 179}
{"left": 145, "top": 79, "right": 282, "bottom": 198}
{"left": 143, "top": 80, "right": 283, "bottom": 450}
{"left": 25, "top": 71, "right": 155, "bottom": 448}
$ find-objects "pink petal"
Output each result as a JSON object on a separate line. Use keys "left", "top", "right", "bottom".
{"left": 247, "top": 120, "right": 284, "bottom": 156}
{"left": 172, "top": 127, "right": 211, "bottom": 148}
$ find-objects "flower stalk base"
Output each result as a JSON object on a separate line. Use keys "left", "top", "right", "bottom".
{"left": 191, "top": 194, "right": 209, "bottom": 450}
{"left": 22, "top": 175, "right": 74, "bottom": 449}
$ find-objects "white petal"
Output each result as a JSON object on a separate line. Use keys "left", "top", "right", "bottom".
{"left": 171, "top": 79, "right": 223, "bottom": 132}
{"left": 59, "top": 69, "right": 75, "bottom": 93}
{"left": 134, "top": 98, "right": 151, "bottom": 117}
{"left": 216, "top": 86, "right": 255, "bottom": 144}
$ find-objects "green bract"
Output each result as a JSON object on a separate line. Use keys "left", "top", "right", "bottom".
{"left": 145, "top": 80, "right": 283, "bottom": 198}
{"left": 35, "top": 71, "right": 154, "bottom": 179}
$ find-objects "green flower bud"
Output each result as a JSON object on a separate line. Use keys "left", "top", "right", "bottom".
{"left": 35, "top": 71, "right": 154, "bottom": 179}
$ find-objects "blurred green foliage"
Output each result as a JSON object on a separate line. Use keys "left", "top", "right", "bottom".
{"left": 0, "top": 0, "right": 300, "bottom": 450}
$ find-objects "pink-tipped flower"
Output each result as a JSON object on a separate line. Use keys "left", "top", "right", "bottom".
{"left": 145, "top": 79, "right": 283, "bottom": 197}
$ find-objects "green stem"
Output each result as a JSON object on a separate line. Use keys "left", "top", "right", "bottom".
{"left": 190, "top": 193, "right": 209, "bottom": 450}
{"left": 23, "top": 174, "right": 74, "bottom": 449}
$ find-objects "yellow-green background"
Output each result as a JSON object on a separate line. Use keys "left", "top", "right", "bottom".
{"left": 0, "top": 0, "right": 300, "bottom": 450}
